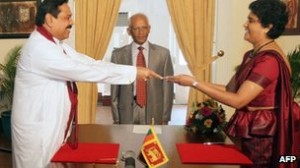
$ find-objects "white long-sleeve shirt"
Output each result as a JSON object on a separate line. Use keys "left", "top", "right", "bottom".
{"left": 11, "top": 30, "right": 136, "bottom": 168}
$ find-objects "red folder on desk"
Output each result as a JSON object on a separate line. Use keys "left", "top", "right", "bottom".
{"left": 176, "top": 143, "right": 252, "bottom": 165}
{"left": 51, "top": 143, "right": 119, "bottom": 164}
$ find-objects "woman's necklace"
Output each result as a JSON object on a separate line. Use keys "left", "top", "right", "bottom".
{"left": 249, "top": 40, "right": 274, "bottom": 57}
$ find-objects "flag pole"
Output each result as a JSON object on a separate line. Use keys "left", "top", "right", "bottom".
{"left": 151, "top": 117, "right": 154, "bottom": 126}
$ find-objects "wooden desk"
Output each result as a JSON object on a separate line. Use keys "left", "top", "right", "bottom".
{"left": 59, "top": 124, "right": 241, "bottom": 168}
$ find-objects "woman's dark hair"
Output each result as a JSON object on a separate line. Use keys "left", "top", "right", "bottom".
{"left": 36, "top": 0, "right": 69, "bottom": 26}
{"left": 249, "top": 0, "right": 288, "bottom": 39}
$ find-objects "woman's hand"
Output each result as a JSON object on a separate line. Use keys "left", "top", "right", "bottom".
{"left": 165, "top": 75, "right": 196, "bottom": 87}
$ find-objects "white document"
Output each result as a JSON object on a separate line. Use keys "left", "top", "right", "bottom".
{"left": 133, "top": 125, "right": 162, "bottom": 134}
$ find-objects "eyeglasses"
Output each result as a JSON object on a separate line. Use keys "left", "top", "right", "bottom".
{"left": 130, "top": 26, "right": 150, "bottom": 32}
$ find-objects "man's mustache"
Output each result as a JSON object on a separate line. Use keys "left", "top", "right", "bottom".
{"left": 67, "top": 25, "right": 72, "bottom": 29}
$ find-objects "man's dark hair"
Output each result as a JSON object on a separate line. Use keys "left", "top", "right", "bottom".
{"left": 249, "top": 0, "right": 288, "bottom": 39}
{"left": 36, "top": 0, "right": 69, "bottom": 26}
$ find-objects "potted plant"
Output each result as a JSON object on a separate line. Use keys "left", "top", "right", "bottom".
{"left": 287, "top": 45, "right": 300, "bottom": 102}
{"left": 0, "top": 45, "right": 21, "bottom": 140}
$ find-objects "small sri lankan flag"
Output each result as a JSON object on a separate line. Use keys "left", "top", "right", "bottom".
{"left": 138, "top": 126, "right": 169, "bottom": 168}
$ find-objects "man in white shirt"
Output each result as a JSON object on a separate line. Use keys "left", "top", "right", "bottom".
{"left": 11, "top": 0, "right": 161, "bottom": 167}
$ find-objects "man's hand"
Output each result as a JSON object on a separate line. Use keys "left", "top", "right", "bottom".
{"left": 136, "top": 67, "right": 163, "bottom": 81}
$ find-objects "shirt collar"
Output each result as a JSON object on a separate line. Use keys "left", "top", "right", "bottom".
{"left": 132, "top": 41, "right": 149, "bottom": 51}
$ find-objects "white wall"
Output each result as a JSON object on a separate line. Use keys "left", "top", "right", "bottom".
{"left": 213, "top": 0, "right": 252, "bottom": 116}
{"left": 0, "top": 39, "right": 26, "bottom": 63}
{"left": 215, "top": 0, "right": 249, "bottom": 86}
